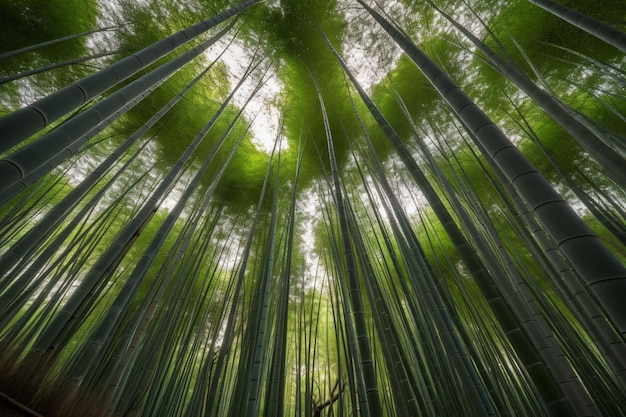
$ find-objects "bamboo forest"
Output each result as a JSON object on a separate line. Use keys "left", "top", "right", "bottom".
{"left": 1, "top": 0, "right": 626, "bottom": 416}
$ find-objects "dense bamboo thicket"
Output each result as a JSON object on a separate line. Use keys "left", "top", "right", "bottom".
{"left": 1, "top": 0, "right": 625, "bottom": 416}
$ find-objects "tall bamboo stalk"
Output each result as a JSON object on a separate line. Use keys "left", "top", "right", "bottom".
{"left": 0, "top": 21, "right": 235, "bottom": 193}
{"left": 0, "top": 0, "right": 261, "bottom": 152}
{"left": 357, "top": 0, "right": 626, "bottom": 337}
{"left": 526, "top": 0, "right": 626, "bottom": 52}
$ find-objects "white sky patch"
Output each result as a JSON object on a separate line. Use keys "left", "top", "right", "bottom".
{"left": 245, "top": 72, "right": 289, "bottom": 153}
{"left": 204, "top": 33, "right": 288, "bottom": 154}
{"left": 298, "top": 185, "right": 331, "bottom": 292}
{"left": 342, "top": 0, "right": 403, "bottom": 92}
{"left": 344, "top": 45, "right": 395, "bottom": 92}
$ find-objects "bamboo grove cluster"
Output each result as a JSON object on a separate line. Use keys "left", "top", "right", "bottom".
{"left": 0, "top": 0, "right": 625, "bottom": 416}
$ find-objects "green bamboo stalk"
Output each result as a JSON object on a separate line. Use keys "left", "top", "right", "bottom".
{"left": 343, "top": 84, "right": 492, "bottom": 415}
{"left": 0, "top": 25, "right": 118, "bottom": 60}
{"left": 322, "top": 200, "right": 371, "bottom": 417}
{"left": 110, "top": 209, "right": 234, "bottom": 415}
{"left": 25, "top": 60, "right": 255, "bottom": 361}
{"left": 453, "top": 122, "right": 626, "bottom": 386}
{"left": 0, "top": 21, "right": 235, "bottom": 193}
{"left": 0, "top": 0, "right": 261, "bottom": 152}
{"left": 0, "top": 49, "right": 123, "bottom": 85}
{"left": 66, "top": 81, "right": 257, "bottom": 391}
{"left": 0, "top": 164, "right": 154, "bottom": 350}
{"left": 264, "top": 130, "right": 303, "bottom": 417}
{"left": 357, "top": 0, "right": 626, "bottom": 338}
{"left": 205, "top": 156, "right": 274, "bottom": 417}
{"left": 328, "top": 25, "right": 585, "bottom": 415}
{"left": 243, "top": 135, "right": 282, "bottom": 417}
{"left": 0, "top": 56, "right": 224, "bottom": 287}
{"left": 398, "top": 90, "right": 604, "bottom": 416}
{"left": 526, "top": 0, "right": 626, "bottom": 52}
{"left": 431, "top": 2, "right": 626, "bottom": 189}
{"left": 503, "top": 92, "right": 626, "bottom": 245}
{"left": 342, "top": 179, "right": 419, "bottom": 417}
{"left": 310, "top": 68, "right": 384, "bottom": 417}
{"left": 224, "top": 154, "right": 277, "bottom": 417}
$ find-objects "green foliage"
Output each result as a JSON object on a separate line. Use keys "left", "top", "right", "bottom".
{"left": 1, "top": 1, "right": 625, "bottom": 416}
{"left": 0, "top": 0, "right": 98, "bottom": 105}
{"left": 371, "top": 55, "right": 440, "bottom": 144}
{"left": 0, "top": 0, "right": 97, "bottom": 54}
{"left": 477, "top": 0, "right": 626, "bottom": 97}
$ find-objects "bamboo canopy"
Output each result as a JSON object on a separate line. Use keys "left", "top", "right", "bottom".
{"left": 0, "top": 1, "right": 625, "bottom": 416}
